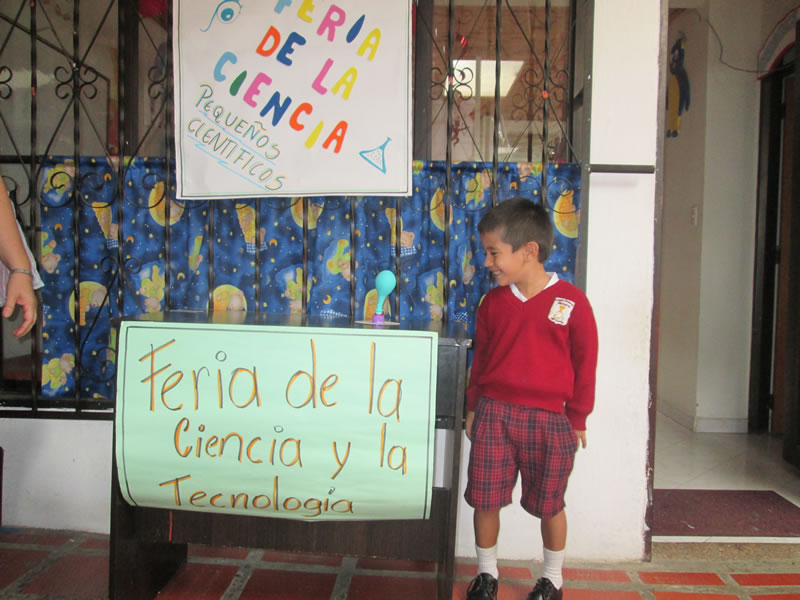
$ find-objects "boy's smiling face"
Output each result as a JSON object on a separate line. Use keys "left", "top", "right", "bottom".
{"left": 480, "top": 228, "right": 535, "bottom": 287}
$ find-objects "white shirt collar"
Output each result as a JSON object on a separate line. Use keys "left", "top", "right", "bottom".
{"left": 509, "top": 272, "right": 558, "bottom": 302}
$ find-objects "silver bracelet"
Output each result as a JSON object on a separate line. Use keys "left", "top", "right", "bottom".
{"left": 9, "top": 268, "right": 33, "bottom": 277}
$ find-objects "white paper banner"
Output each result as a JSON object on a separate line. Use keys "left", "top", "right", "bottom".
{"left": 173, "top": 0, "right": 412, "bottom": 199}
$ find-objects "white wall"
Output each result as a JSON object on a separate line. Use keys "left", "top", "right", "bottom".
{"left": 0, "top": 419, "right": 112, "bottom": 533}
{"left": 3, "top": 0, "right": 662, "bottom": 562}
{"left": 658, "top": 6, "right": 709, "bottom": 430}
{"left": 694, "top": 0, "right": 760, "bottom": 432}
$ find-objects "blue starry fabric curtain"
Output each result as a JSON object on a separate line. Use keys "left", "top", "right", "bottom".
{"left": 36, "top": 157, "right": 582, "bottom": 400}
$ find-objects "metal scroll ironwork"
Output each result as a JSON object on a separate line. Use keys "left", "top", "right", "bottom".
{"left": 0, "top": 0, "right": 581, "bottom": 417}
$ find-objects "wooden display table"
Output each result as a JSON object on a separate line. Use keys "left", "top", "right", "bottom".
{"left": 109, "top": 311, "right": 470, "bottom": 599}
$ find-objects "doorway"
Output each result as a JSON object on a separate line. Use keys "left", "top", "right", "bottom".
{"left": 750, "top": 46, "right": 800, "bottom": 469}
{"left": 654, "top": 8, "right": 800, "bottom": 544}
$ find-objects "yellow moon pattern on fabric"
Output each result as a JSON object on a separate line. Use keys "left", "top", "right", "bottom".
{"left": 553, "top": 190, "right": 579, "bottom": 238}
{"left": 236, "top": 204, "right": 256, "bottom": 243}
{"left": 69, "top": 281, "right": 108, "bottom": 326}
{"left": 291, "top": 198, "right": 323, "bottom": 229}
{"left": 430, "top": 188, "right": 452, "bottom": 231}
{"left": 211, "top": 284, "right": 247, "bottom": 311}
{"left": 148, "top": 181, "right": 185, "bottom": 226}
{"left": 92, "top": 203, "right": 112, "bottom": 239}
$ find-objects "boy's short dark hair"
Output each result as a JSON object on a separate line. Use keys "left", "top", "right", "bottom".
{"left": 478, "top": 197, "right": 554, "bottom": 262}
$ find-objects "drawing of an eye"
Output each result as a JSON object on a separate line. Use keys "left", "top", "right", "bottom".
{"left": 201, "top": 0, "right": 243, "bottom": 32}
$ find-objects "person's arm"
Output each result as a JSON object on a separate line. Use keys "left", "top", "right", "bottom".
{"left": 0, "top": 179, "right": 38, "bottom": 337}
{"left": 566, "top": 297, "right": 598, "bottom": 448}
{"left": 465, "top": 296, "right": 490, "bottom": 440}
{"left": 465, "top": 410, "right": 476, "bottom": 440}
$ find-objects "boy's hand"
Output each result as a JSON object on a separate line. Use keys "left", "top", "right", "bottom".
{"left": 3, "top": 272, "right": 37, "bottom": 337}
{"left": 575, "top": 430, "right": 587, "bottom": 449}
{"left": 465, "top": 411, "right": 475, "bottom": 440}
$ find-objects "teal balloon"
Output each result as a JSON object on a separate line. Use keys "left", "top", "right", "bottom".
{"left": 374, "top": 270, "right": 396, "bottom": 315}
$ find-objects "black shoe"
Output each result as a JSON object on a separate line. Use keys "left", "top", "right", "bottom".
{"left": 466, "top": 573, "right": 498, "bottom": 600}
{"left": 526, "top": 577, "right": 562, "bottom": 600}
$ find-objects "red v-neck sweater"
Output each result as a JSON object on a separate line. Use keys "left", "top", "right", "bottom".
{"left": 465, "top": 280, "right": 598, "bottom": 431}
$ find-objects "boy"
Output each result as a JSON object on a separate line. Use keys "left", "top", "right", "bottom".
{"left": 464, "top": 197, "right": 598, "bottom": 600}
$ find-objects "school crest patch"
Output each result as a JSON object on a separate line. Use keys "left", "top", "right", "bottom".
{"left": 548, "top": 298, "right": 575, "bottom": 326}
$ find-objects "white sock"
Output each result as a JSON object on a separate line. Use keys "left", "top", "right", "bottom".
{"left": 541, "top": 547, "right": 565, "bottom": 589}
{"left": 476, "top": 544, "right": 499, "bottom": 579}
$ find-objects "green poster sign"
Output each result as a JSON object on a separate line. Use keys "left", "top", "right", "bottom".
{"left": 115, "top": 321, "right": 438, "bottom": 521}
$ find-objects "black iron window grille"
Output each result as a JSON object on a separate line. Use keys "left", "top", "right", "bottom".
{"left": 0, "top": 0, "right": 585, "bottom": 418}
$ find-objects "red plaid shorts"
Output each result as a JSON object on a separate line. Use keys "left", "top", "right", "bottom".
{"left": 464, "top": 397, "right": 577, "bottom": 519}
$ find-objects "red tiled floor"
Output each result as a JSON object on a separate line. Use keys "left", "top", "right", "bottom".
{"left": 498, "top": 565, "right": 535, "bottom": 580}
{"left": 5, "top": 527, "right": 800, "bottom": 600}
{"left": 563, "top": 568, "right": 632, "bottom": 582}
{"left": 638, "top": 571, "right": 726, "bottom": 586}
{"left": 564, "top": 590, "right": 642, "bottom": 599}
{"left": 240, "top": 569, "right": 337, "bottom": 599}
{"left": 0, "top": 531, "right": 72, "bottom": 546}
{"left": 157, "top": 563, "right": 238, "bottom": 599}
{"left": 22, "top": 554, "right": 108, "bottom": 599}
{"left": 262, "top": 549, "right": 342, "bottom": 566}
{"left": 456, "top": 561, "right": 477, "bottom": 577}
{"left": 732, "top": 573, "right": 800, "bottom": 586}
{"left": 79, "top": 537, "right": 110, "bottom": 551}
{"left": 652, "top": 593, "right": 740, "bottom": 600}
{"left": 190, "top": 543, "right": 252, "bottom": 559}
{"left": 0, "top": 548, "right": 50, "bottom": 589}
{"left": 355, "top": 557, "right": 435, "bottom": 571}
{"left": 349, "top": 574, "right": 437, "bottom": 599}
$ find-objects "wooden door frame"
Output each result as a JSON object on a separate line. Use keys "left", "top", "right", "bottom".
{"left": 784, "top": 25, "right": 800, "bottom": 466}
{"left": 749, "top": 35, "right": 800, "bottom": 467}
{"left": 749, "top": 68, "right": 783, "bottom": 433}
